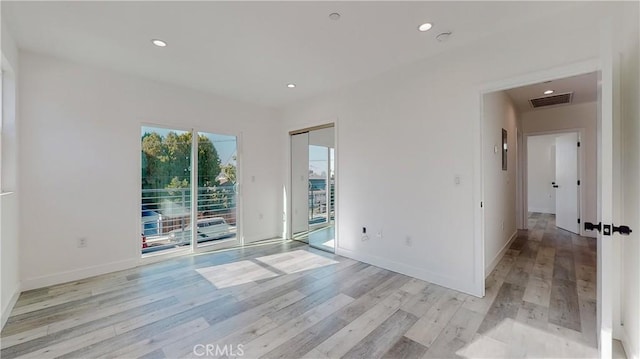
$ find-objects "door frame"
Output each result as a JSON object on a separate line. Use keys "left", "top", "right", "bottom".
{"left": 475, "top": 58, "right": 599, "bottom": 295}
{"left": 477, "top": 53, "right": 618, "bottom": 357}
{"left": 522, "top": 129, "right": 587, "bottom": 237}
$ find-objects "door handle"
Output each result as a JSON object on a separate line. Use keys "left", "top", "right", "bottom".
{"left": 552, "top": 184, "right": 559, "bottom": 188}
{"left": 584, "top": 222, "right": 602, "bottom": 232}
{"left": 612, "top": 224, "right": 633, "bottom": 235}
{"left": 584, "top": 222, "right": 633, "bottom": 236}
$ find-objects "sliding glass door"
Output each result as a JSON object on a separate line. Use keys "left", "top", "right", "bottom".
{"left": 140, "top": 126, "right": 240, "bottom": 257}
{"left": 290, "top": 126, "right": 335, "bottom": 253}
{"left": 195, "top": 132, "right": 239, "bottom": 251}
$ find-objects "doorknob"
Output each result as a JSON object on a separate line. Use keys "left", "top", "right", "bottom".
{"left": 612, "top": 224, "right": 633, "bottom": 235}
{"left": 584, "top": 222, "right": 602, "bottom": 232}
{"left": 584, "top": 222, "right": 633, "bottom": 236}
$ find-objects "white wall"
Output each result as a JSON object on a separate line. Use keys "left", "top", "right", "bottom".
{"left": 521, "top": 102, "right": 597, "bottom": 237}
{"left": 527, "top": 135, "right": 557, "bottom": 214}
{"left": 483, "top": 91, "right": 519, "bottom": 275}
{"left": 280, "top": 2, "right": 632, "bottom": 295}
{"left": 18, "top": 51, "right": 283, "bottom": 290}
{"left": 1, "top": 20, "right": 21, "bottom": 328}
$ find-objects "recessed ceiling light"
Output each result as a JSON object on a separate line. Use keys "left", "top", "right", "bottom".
{"left": 151, "top": 39, "right": 167, "bottom": 47}
{"left": 287, "top": 83, "right": 296, "bottom": 88}
{"left": 544, "top": 90, "right": 554, "bottom": 95}
{"left": 418, "top": 23, "right": 433, "bottom": 32}
{"left": 329, "top": 12, "right": 341, "bottom": 20}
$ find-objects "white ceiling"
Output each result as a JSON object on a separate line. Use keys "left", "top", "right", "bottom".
{"left": 505, "top": 72, "right": 598, "bottom": 113}
{"left": 3, "top": 1, "right": 585, "bottom": 108}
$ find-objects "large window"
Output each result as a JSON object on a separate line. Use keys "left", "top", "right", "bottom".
{"left": 140, "top": 126, "right": 239, "bottom": 256}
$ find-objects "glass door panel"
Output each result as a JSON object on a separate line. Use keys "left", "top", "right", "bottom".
{"left": 141, "top": 126, "right": 192, "bottom": 256}
{"left": 291, "top": 133, "right": 310, "bottom": 242}
{"left": 196, "top": 132, "right": 239, "bottom": 250}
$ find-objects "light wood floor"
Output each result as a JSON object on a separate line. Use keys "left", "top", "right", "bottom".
{"left": 1, "top": 213, "right": 597, "bottom": 358}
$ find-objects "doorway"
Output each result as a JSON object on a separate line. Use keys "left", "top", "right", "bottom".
{"left": 290, "top": 124, "right": 336, "bottom": 253}
{"left": 526, "top": 131, "right": 582, "bottom": 234}
{"left": 479, "top": 69, "right": 604, "bottom": 357}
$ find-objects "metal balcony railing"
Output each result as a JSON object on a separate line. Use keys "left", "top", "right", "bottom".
{"left": 141, "top": 186, "right": 237, "bottom": 254}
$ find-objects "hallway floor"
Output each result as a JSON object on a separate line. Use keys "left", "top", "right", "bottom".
{"left": 461, "top": 212, "right": 598, "bottom": 357}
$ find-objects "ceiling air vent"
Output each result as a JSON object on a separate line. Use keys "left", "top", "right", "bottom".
{"left": 529, "top": 92, "right": 573, "bottom": 109}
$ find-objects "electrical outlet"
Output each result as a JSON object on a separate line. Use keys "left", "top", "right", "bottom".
{"left": 376, "top": 229, "right": 383, "bottom": 238}
{"left": 501, "top": 221, "right": 504, "bottom": 231}
{"left": 259, "top": 212, "right": 263, "bottom": 220}
{"left": 78, "top": 237, "right": 88, "bottom": 248}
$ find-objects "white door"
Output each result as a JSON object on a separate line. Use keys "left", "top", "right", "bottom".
{"left": 596, "top": 21, "right": 615, "bottom": 358}
{"left": 555, "top": 132, "right": 580, "bottom": 234}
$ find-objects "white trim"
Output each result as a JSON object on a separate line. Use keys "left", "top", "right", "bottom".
{"left": 479, "top": 59, "right": 600, "bottom": 94}
{"left": 473, "top": 81, "right": 486, "bottom": 297}
{"left": 21, "top": 258, "right": 138, "bottom": 291}
{"left": 1, "top": 282, "right": 20, "bottom": 329}
{"left": 485, "top": 231, "right": 518, "bottom": 277}
{"left": 527, "top": 207, "right": 556, "bottom": 215}
{"left": 335, "top": 247, "right": 477, "bottom": 297}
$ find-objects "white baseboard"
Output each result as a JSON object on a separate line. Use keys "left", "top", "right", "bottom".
{"left": 21, "top": 258, "right": 139, "bottom": 291}
{"left": 485, "top": 231, "right": 518, "bottom": 277}
{"left": 335, "top": 247, "right": 480, "bottom": 297}
{"left": 1, "top": 283, "right": 21, "bottom": 330}
{"left": 621, "top": 326, "right": 639, "bottom": 359}
{"left": 528, "top": 207, "right": 555, "bottom": 214}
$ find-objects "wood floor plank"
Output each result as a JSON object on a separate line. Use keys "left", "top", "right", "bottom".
{"left": 240, "top": 293, "right": 353, "bottom": 358}
{"left": 423, "top": 307, "right": 484, "bottom": 358}
{"left": 548, "top": 278, "right": 581, "bottom": 331}
{"left": 311, "top": 287, "right": 413, "bottom": 358}
{"left": 342, "top": 309, "right": 418, "bottom": 359}
{"left": 98, "top": 318, "right": 209, "bottom": 359}
{"left": 382, "top": 336, "right": 428, "bottom": 359}
{"left": 476, "top": 282, "right": 526, "bottom": 335}
{"left": 160, "top": 290, "right": 306, "bottom": 358}
{"left": 404, "top": 290, "right": 465, "bottom": 348}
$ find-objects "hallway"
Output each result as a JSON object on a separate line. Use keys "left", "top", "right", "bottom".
{"left": 463, "top": 212, "right": 598, "bottom": 357}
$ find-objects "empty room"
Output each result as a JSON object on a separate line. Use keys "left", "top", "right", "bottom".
{"left": 1, "top": 2, "right": 639, "bottom": 359}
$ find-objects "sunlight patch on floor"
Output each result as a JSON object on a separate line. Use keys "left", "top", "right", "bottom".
{"left": 457, "top": 318, "right": 598, "bottom": 358}
{"left": 196, "top": 260, "right": 277, "bottom": 288}
{"left": 254, "top": 250, "right": 338, "bottom": 274}
{"left": 196, "top": 250, "right": 338, "bottom": 288}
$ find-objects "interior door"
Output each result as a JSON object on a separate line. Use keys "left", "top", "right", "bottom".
{"left": 596, "top": 21, "right": 615, "bottom": 358}
{"left": 555, "top": 132, "right": 579, "bottom": 234}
